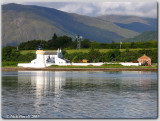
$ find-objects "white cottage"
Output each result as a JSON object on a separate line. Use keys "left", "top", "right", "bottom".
{"left": 18, "top": 48, "right": 70, "bottom": 68}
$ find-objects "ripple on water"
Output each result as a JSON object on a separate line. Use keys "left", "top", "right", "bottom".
{"left": 2, "top": 71, "right": 158, "bottom": 119}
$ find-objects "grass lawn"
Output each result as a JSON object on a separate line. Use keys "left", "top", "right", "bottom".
{"left": 2, "top": 61, "right": 29, "bottom": 67}
{"left": 48, "top": 64, "right": 157, "bottom": 69}
{"left": 2, "top": 62, "right": 157, "bottom": 69}
{"left": 20, "top": 48, "right": 157, "bottom": 55}
{"left": 65, "top": 48, "right": 157, "bottom": 54}
{"left": 2, "top": 62, "right": 19, "bottom": 67}
{"left": 20, "top": 50, "right": 36, "bottom": 55}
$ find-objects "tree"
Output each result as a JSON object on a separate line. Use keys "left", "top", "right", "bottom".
{"left": 105, "top": 49, "right": 121, "bottom": 62}
{"left": 99, "top": 52, "right": 106, "bottom": 62}
{"left": 111, "top": 41, "right": 115, "bottom": 49}
{"left": 18, "top": 40, "right": 47, "bottom": 50}
{"left": 88, "top": 49, "right": 100, "bottom": 62}
{"left": 71, "top": 40, "right": 77, "bottom": 49}
{"left": 51, "top": 33, "right": 58, "bottom": 40}
{"left": 10, "top": 49, "right": 20, "bottom": 61}
{"left": 2, "top": 46, "right": 16, "bottom": 61}
{"left": 53, "top": 35, "right": 72, "bottom": 49}
{"left": 62, "top": 50, "right": 67, "bottom": 56}
{"left": 90, "top": 41, "right": 100, "bottom": 49}
{"left": 47, "top": 33, "right": 58, "bottom": 49}
{"left": 130, "top": 42, "right": 135, "bottom": 48}
{"left": 72, "top": 56, "right": 79, "bottom": 63}
{"left": 81, "top": 39, "right": 90, "bottom": 48}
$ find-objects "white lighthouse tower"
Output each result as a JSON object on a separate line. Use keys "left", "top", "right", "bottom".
{"left": 35, "top": 43, "right": 46, "bottom": 68}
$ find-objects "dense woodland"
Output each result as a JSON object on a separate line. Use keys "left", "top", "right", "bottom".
{"left": 2, "top": 33, "right": 158, "bottom": 64}
{"left": 18, "top": 33, "right": 157, "bottom": 50}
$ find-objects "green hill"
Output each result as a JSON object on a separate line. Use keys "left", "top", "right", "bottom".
{"left": 2, "top": 3, "right": 139, "bottom": 46}
{"left": 97, "top": 15, "right": 157, "bottom": 33}
{"left": 122, "top": 31, "right": 158, "bottom": 42}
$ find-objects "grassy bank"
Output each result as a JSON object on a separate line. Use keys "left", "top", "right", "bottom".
{"left": 2, "top": 62, "right": 157, "bottom": 69}
{"left": 2, "top": 61, "right": 28, "bottom": 67}
{"left": 48, "top": 64, "right": 157, "bottom": 69}
{"left": 20, "top": 48, "right": 157, "bottom": 55}
{"left": 2, "top": 62, "right": 18, "bottom": 67}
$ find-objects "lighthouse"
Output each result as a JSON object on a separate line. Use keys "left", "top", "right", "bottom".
{"left": 35, "top": 43, "right": 46, "bottom": 68}
{"left": 18, "top": 43, "right": 70, "bottom": 68}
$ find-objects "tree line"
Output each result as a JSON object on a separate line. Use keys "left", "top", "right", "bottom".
{"left": 2, "top": 46, "right": 36, "bottom": 62}
{"left": 63, "top": 49, "right": 157, "bottom": 63}
{"left": 2, "top": 46, "right": 157, "bottom": 63}
{"left": 2, "top": 33, "right": 158, "bottom": 64}
{"left": 2, "top": 46, "right": 158, "bottom": 63}
{"left": 18, "top": 33, "right": 157, "bottom": 50}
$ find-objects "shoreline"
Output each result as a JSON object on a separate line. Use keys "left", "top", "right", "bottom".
{"left": 2, "top": 67, "right": 158, "bottom": 71}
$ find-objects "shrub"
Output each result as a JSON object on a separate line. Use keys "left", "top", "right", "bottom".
{"left": 2, "top": 62, "right": 18, "bottom": 67}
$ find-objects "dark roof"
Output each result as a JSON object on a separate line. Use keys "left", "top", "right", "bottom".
{"left": 44, "top": 51, "right": 57, "bottom": 55}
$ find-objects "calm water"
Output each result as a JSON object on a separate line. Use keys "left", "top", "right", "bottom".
{"left": 2, "top": 71, "right": 158, "bottom": 119}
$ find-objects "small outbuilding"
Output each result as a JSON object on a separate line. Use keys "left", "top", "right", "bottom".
{"left": 137, "top": 54, "right": 151, "bottom": 66}
{"left": 82, "top": 59, "right": 89, "bottom": 63}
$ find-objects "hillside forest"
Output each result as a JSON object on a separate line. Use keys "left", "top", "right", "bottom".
{"left": 2, "top": 33, "right": 158, "bottom": 66}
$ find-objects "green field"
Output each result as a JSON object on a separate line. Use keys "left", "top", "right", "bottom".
{"left": 2, "top": 62, "right": 157, "bottom": 68}
{"left": 65, "top": 48, "right": 157, "bottom": 54}
{"left": 2, "top": 61, "right": 19, "bottom": 67}
{"left": 48, "top": 63, "right": 157, "bottom": 69}
{"left": 20, "top": 48, "right": 157, "bottom": 55}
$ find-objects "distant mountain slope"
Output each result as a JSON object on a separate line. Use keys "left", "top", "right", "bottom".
{"left": 115, "top": 22, "right": 157, "bottom": 33}
{"left": 70, "top": 13, "right": 139, "bottom": 38}
{"left": 122, "top": 31, "right": 158, "bottom": 42}
{"left": 2, "top": 3, "right": 139, "bottom": 46}
{"left": 97, "top": 15, "right": 157, "bottom": 33}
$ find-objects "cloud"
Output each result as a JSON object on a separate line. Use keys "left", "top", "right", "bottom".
{"left": 42, "top": 1, "right": 157, "bottom": 18}
{"left": 91, "top": 2, "right": 157, "bottom": 18}
{"left": 3, "top": 1, "right": 157, "bottom": 18}
{"left": 58, "top": 3, "right": 94, "bottom": 15}
{"left": 2, "top": 0, "right": 68, "bottom": 4}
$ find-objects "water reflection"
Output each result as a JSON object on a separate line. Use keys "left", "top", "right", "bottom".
{"left": 2, "top": 71, "right": 157, "bottom": 118}
{"left": 17, "top": 71, "right": 67, "bottom": 115}
{"left": 17, "top": 71, "right": 155, "bottom": 94}
{"left": 120, "top": 71, "right": 152, "bottom": 91}
{"left": 18, "top": 71, "right": 66, "bottom": 95}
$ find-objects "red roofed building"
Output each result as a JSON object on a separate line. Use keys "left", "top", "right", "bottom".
{"left": 138, "top": 54, "right": 151, "bottom": 66}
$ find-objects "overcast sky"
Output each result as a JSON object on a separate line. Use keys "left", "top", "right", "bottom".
{"left": 2, "top": 0, "right": 157, "bottom": 18}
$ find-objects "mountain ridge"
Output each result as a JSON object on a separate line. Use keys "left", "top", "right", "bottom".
{"left": 2, "top": 3, "right": 157, "bottom": 46}
{"left": 122, "top": 31, "right": 158, "bottom": 42}
{"left": 97, "top": 15, "right": 157, "bottom": 33}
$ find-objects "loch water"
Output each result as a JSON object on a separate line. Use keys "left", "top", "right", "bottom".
{"left": 2, "top": 71, "right": 158, "bottom": 119}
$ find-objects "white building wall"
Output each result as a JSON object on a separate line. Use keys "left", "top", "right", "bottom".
{"left": 55, "top": 57, "right": 66, "bottom": 65}
{"left": 36, "top": 54, "right": 46, "bottom": 67}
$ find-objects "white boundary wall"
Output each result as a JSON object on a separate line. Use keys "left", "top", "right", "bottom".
{"left": 70, "top": 63, "right": 104, "bottom": 66}
{"left": 119, "top": 62, "right": 140, "bottom": 66}
{"left": 18, "top": 62, "right": 104, "bottom": 67}
{"left": 18, "top": 63, "right": 46, "bottom": 68}
{"left": 18, "top": 62, "right": 140, "bottom": 68}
